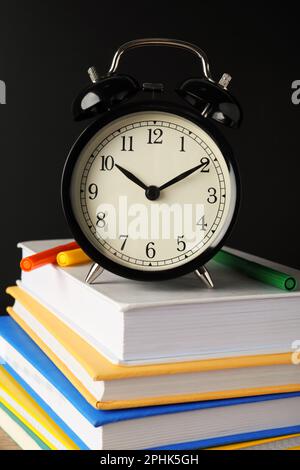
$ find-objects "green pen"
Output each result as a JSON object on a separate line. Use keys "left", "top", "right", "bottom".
{"left": 213, "top": 250, "right": 298, "bottom": 292}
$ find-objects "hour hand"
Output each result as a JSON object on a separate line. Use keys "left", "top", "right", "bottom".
{"left": 115, "top": 164, "right": 148, "bottom": 190}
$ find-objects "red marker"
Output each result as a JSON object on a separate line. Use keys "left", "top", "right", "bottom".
{"left": 20, "top": 241, "right": 79, "bottom": 272}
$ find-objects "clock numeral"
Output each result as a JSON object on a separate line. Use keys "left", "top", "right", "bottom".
{"left": 100, "top": 155, "right": 115, "bottom": 171}
{"left": 177, "top": 236, "right": 186, "bottom": 252}
{"left": 200, "top": 157, "right": 210, "bottom": 173}
{"left": 121, "top": 136, "right": 134, "bottom": 152}
{"left": 146, "top": 242, "right": 156, "bottom": 259}
{"left": 119, "top": 235, "right": 128, "bottom": 251}
{"left": 96, "top": 212, "right": 106, "bottom": 228}
{"left": 197, "top": 215, "right": 208, "bottom": 231}
{"left": 180, "top": 136, "right": 185, "bottom": 152}
{"left": 207, "top": 187, "right": 218, "bottom": 204}
{"left": 147, "top": 128, "right": 163, "bottom": 144}
{"left": 88, "top": 183, "right": 98, "bottom": 200}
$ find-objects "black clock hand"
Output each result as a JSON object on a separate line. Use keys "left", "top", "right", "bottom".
{"left": 115, "top": 164, "right": 148, "bottom": 190}
{"left": 159, "top": 163, "right": 204, "bottom": 191}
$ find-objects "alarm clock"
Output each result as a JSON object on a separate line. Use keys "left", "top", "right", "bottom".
{"left": 62, "top": 39, "right": 242, "bottom": 286}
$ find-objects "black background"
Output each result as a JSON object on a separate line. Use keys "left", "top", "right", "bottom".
{"left": 0, "top": 1, "right": 299, "bottom": 310}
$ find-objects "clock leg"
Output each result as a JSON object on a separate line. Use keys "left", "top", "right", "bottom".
{"left": 85, "top": 262, "right": 104, "bottom": 284}
{"left": 195, "top": 265, "right": 214, "bottom": 288}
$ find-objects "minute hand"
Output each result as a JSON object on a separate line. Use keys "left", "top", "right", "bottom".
{"left": 159, "top": 163, "right": 204, "bottom": 191}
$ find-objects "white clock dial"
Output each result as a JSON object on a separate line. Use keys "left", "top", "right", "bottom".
{"left": 70, "top": 111, "right": 237, "bottom": 271}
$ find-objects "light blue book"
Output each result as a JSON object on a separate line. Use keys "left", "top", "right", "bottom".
{"left": 1, "top": 316, "right": 300, "bottom": 450}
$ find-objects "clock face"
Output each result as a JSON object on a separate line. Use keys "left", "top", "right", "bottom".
{"left": 68, "top": 110, "right": 237, "bottom": 274}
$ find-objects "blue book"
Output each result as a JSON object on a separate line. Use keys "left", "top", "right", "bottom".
{"left": 1, "top": 316, "right": 300, "bottom": 450}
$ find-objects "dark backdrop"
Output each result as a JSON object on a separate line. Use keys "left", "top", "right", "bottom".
{"left": 0, "top": 1, "right": 299, "bottom": 310}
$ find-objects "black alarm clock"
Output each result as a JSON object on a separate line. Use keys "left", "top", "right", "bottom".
{"left": 62, "top": 39, "right": 241, "bottom": 286}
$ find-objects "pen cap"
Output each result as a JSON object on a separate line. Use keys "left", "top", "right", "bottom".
{"left": 214, "top": 250, "right": 298, "bottom": 292}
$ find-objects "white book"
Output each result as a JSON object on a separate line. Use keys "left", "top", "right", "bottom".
{"left": 18, "top": 239, "right": 300, "bottom": 365}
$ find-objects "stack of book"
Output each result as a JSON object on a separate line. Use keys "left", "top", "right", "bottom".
{"left": 1, "top": 239, "right": 300, "bottom": 450}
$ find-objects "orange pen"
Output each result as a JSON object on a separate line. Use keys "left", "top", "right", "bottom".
{"left": 20, "top": 241, "right": 79, "bottom": 272}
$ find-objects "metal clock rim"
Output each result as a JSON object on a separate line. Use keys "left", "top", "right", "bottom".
{"left": 61, "top": 101, "right": 241, "bottom": 282}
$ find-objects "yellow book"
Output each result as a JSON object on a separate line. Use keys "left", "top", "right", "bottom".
{"left": 0, "top": 367, "right": 78, "bottom": 450}
{"left": 6, "top": 285, "right": 300, "bottom": 410}
{"left": 207, "top": 434, "right": 300, "bottom": 450}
